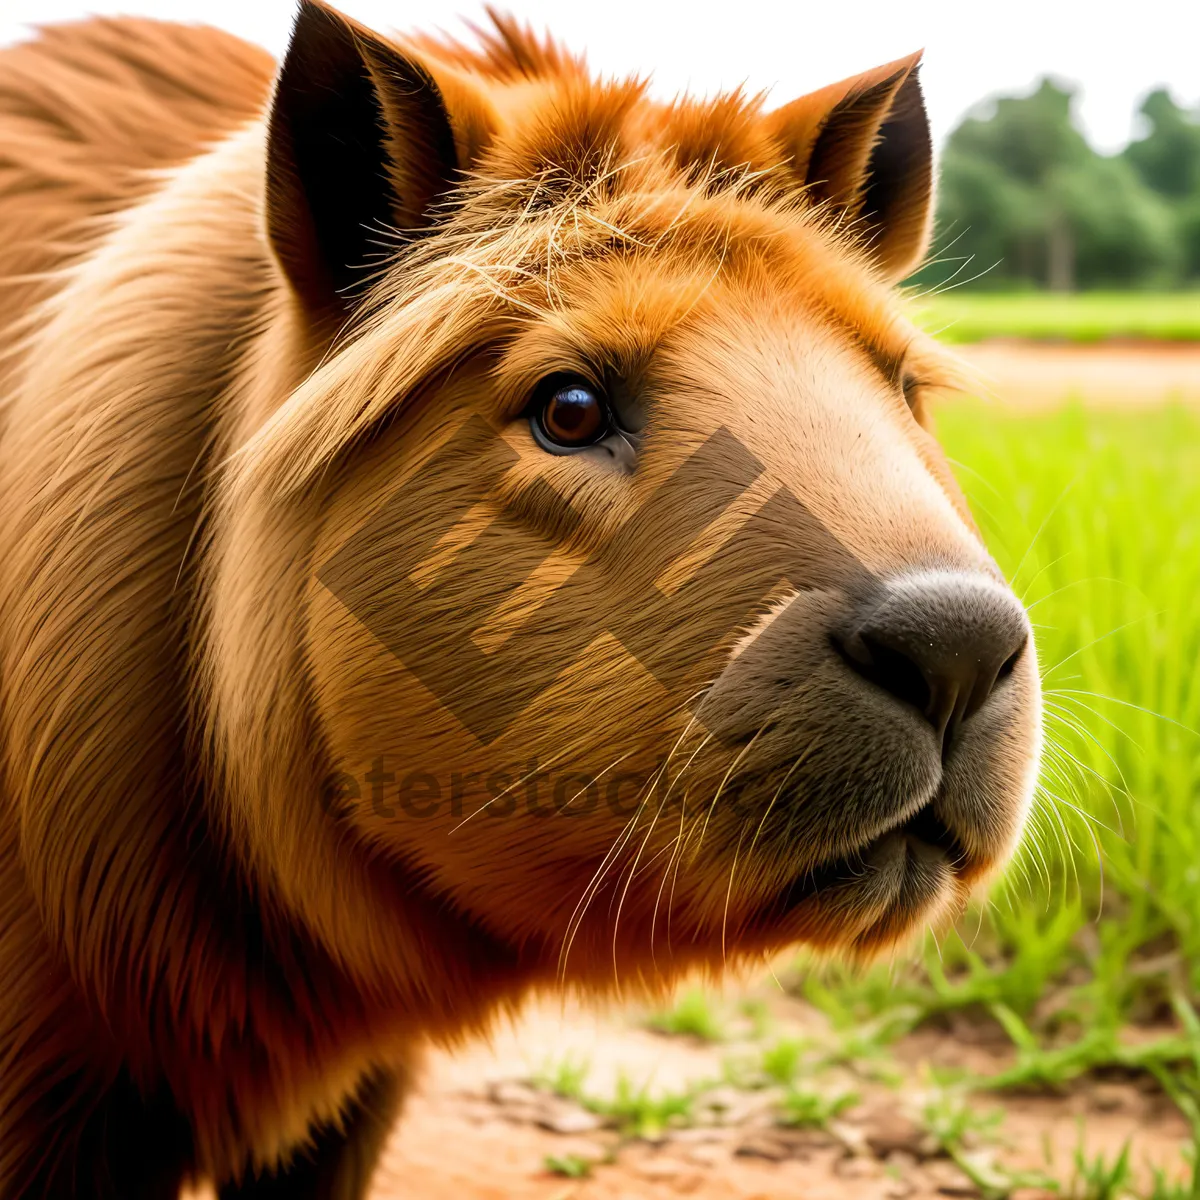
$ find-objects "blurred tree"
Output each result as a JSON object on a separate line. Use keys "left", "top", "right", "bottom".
{"left": 933, "top": 154, "right": 1041, "bottom": 287}
{"left": 1049, "top": 157, "right": 1176, "bottom": 288}
{"left": 1179, "top": 199, "right": 1200, "bottom": 279}
{"left": 948, "top": 79, "right": 1090, "bottom": 186}
{"left": 915, "top": 79, "right": 1200, "bottom": 290}
{"left": 1124, "top": 89, "right": 1200, "bottom": 199}
{"left": 1124, "top": 91, "right": 1200, "bottom": 281}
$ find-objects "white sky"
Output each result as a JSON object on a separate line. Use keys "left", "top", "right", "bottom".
{"left": 2, "top": 0, "right": 1197, "bottom": 152}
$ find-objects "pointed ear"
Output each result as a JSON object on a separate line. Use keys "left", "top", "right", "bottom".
{"left": 266, "top": 0, "right": 487, "bottom": 319}
{"left": 766, "top": 52, "right": 934, "bottom": 281}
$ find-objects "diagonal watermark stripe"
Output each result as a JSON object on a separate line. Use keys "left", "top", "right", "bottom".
{"left": 318, "top": 416, "right": 878, "bottom": 744}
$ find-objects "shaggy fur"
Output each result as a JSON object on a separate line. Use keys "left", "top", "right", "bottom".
{"left": 0, "top": 4, "right": 1041, "bottom": 1196}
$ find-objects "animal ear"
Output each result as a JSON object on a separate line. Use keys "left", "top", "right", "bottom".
{"left": 766, "top": 52, "right": 934, "bottom": 281}
{"left": 266, "top": 0, "right": 481, "bottom": 318}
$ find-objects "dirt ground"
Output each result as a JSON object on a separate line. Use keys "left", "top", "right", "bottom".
{"left": 949, "top": 340, "right": 1200, "bottom": 409}
{"left": 368, "top": 983, "right": 1190, "bottom": 1200}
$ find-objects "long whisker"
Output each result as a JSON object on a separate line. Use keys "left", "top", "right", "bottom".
{"left": 1018, "top": 553, "right": 1071, "bottom": 605}
{"left": 1024, "top": 575, "right": 1132, "bottom": 611}
{"left": 554, "top": 749, "right": 637, "bottom": 814}
{"left": 562, "top": 696, "right": 710, "bottom": 981}
{"left": 610, "top": 722, "right": 711, "bottom": 982}
{"left": 1045, "top": 689, "right": 1144, "bottom": 753}
{"left": 558, "top": 801, "right": 643, "bottom": 982}
{"left": 687, "top": 723, "right": 769, "bottom": 867}
{"left": 1051, "top": 687, "right": 1200, "bottom": 739}
{"left": 1008, "top": 476, "right": 1079, "bottom": 594}
{"left": 745, "top": 734, "right": 823, "bottom": 868}
{"left": 1040, "top": 619, "right": 1144, "bottom": 681}
{"left": 1020, "top": 802, "right": 1057, "bottom": 899}
{"left": 664, "top": 784, "right": 698, "bottom": 954}
{"left": 1039, "top": 731, "right": 1128, "bottom": 824}
{"left": 649, "top": 733, "right": 714, "bottom": 966}
{"left": 721, "top": 822, "right": 749, "bottom": 968}
{"left": 1041, "top": 705, "right": 1134, "bottom": 831}
{"left": 449, "top": 734, "right": 595, "bottom": 832}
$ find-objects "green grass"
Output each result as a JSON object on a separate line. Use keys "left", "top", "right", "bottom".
{"left": 759, "top": 1037, "right": 808, "bottom": 1085}
{"left": 645, "top": 988, "right": 726, "bottom": 1042}
{"left": 920, "top": 1088, "right": 1056, "bottom": 1199}
{"left": 777, "top": 1084, "right": 859, "bottom": 1129}
{"left": 1065, "top": 1141, "right": 1136, "bottom": 1200}
{"left": 534, "top": 1056, "right": 703, "bottom": 1140}
{"left": 544, "top": 1153, "right": 595, "bottom": 1179}
{"left": 912, "top": 292, "right": 1200, "bottom": 343}
{"left": 939, "top": 401, "right": 1200, "bottom": 1000}
{"left": 581, "top": 1072, "right": 699, "bottom": 1139}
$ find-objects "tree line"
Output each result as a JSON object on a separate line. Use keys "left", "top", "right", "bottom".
{"left": 916, "top": 81, "right": 1200, "bottom": 291}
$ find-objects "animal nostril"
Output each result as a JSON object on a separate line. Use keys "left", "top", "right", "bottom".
{"left": 997, "top": 644, "right": 1023, "bottom": 680}
{"left": 836, "top": 632, "right": 932, "bottom": 715}
{"left": 835, "top": 574, "right": 1030, "bottom": 757}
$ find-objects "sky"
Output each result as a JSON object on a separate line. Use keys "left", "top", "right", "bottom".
{"left": 2, "top": 0, "right": 1197, "bottom": 152}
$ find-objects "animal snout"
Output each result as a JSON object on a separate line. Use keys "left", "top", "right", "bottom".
{"left": 832, "top": 571, "right": 1030, "bottom": 757}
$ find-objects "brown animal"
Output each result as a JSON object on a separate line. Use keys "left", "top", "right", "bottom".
{"left": 0, "top": 4, "right": 1042, "bottom": 1196}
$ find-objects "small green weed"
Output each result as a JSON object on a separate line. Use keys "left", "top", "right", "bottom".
{"left": 534, "top": 1054, "right": 590, "bottom": 1101}
{"left": 921, "top": 1088, "right": 1055, "bottom": 1200}
{"left": 544, "top": 1153, "right": 595, "bottom": 1179}
{"left": 778, "top": 1085, "right": 858, "bottom": 1128}
{"left": 760, "top": 1038, "right": 808, "bottom": 1085}
{"left": 646, "top": 989, "right": 726, "bottom": 1042}
{"left": 534, "top": 1057, "right": 700, "bottom": 1141}
{"left": 1063, "top": 1139, "right": 1134, "bottom": 1200}
{"left": 587, "top": 1072, "right": 698, "bottom": 1139}
{"left": 1147, "top": 1157, "right": 1198, "bottom": 1200}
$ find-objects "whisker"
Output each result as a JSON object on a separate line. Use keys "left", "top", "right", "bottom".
{"left": 585, "top": 698, "right": 713, "bottom": 983}
{"left": 1040, "top": 619, "right": 1145, "bottom": 682}
{"left": 745, "top": 734, "right": 823, "bottom": 867}
{"left": 558, "top": 801, "right": 644, "bottom": 982}
{"left": 1051, "top": 687, "right": 1200, "bottom": 739}
{"left": 649, "top": 733, "right": 714, "bottom": 965}
{"left": 555, "top": 749, "right": 637, "bottom": 814}
{"left": 1009, "top": 476, "right": 1079, "bottom": 594}
{"left": 721, "top": 823, "right": 749, "bottom": 968}
{"left": 1045, "top": 689, "right": 1144, "bottom": 754}
{"left": 687, "top": 723, "right": 768, "bottom": 867}
{"left": 450, "top": 734, "right": 593, "bottom": 831}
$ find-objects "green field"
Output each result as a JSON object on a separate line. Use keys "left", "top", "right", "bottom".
{"left": 913, "top": 292, "right": 1200, "bottom": 344}
{"left": 795, "top": 401, "right": 1200, "bottom": 1185}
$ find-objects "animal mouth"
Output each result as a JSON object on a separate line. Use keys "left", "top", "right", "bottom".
{"left": 896, "top": 802, "right": 965, "bottom": 862}
{"left": 774, "top": 798, "right": 968, "bottom": 916}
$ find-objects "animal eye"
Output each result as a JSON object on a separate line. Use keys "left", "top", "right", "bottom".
{"left": 530, "top": 375, "right": 610, "bottom": 452}
{"left": 901, "top": 372, "right": 920, "bottom": 409}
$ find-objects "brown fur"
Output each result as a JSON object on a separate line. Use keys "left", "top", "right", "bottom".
{"left": 0, "top": 6, "right": 1041, "bottom": 1196}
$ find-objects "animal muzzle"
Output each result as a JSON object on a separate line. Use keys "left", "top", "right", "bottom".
{"left": 693, "top": 565, "right": 1040, "bottom": 945}
{"left": 830, "top": 570, "right": 1031, "bottom": 759}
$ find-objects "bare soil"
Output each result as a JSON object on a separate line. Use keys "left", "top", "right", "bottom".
{"left": 366, "top": 985, "right": 1191, "bottom": 1200}
{"left": 950, "top": 341, "right": 1200, "bottom": 409}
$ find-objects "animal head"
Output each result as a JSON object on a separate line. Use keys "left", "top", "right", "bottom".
{"left": 213, "top": 0, "right": 1042, "bottom": 991}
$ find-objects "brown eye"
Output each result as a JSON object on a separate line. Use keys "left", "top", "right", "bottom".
{"left": 901, "top": 372, "right": 920, "bottom": 409}
{"left": 531, "top": 376, "right": 610, "bottom": 452}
